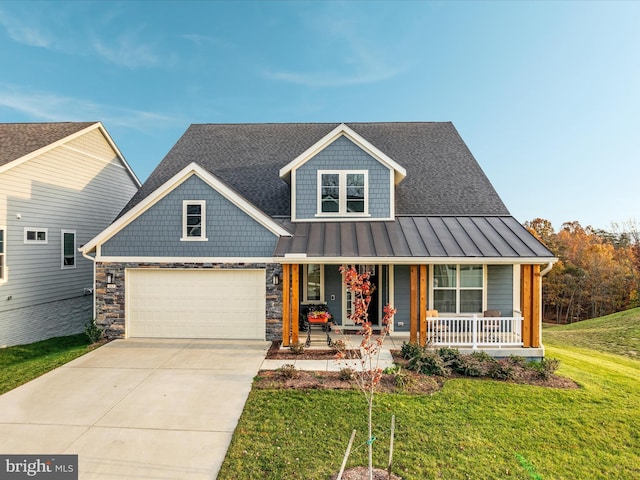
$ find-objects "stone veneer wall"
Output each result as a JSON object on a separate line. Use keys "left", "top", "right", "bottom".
{"left": 95, "top": 262, "right": 283, "bottom": 341}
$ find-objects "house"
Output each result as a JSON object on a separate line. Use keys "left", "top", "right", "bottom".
{"left": 0, "top": 122, "right": 141, "bottom": 347}
{"left": 81, "top": 122, "right": 556, "bottom": 358}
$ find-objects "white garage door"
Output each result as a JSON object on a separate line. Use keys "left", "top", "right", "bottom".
{"left": 127, "top": 269, "right": 266, "bottom": 339}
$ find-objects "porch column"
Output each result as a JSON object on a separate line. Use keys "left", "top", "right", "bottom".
{"left": 282, "top": 264, "right": 291, "bottom": 346}
{"left": 410, "top": 265, "right": 418, "bottom": 343}
{"left": 419, "top": 265, "right": 428, "bottom": 346}
{"left": 521, "top": 264, "right": 542, "bottom": 348}
{"left": 291, "top": 264, "right": 300, "bottom": 344}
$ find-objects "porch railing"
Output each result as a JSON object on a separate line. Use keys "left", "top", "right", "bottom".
{"left": 425, "top": 315, "right": 523, "bottom": 348}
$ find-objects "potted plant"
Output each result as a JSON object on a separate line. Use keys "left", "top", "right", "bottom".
{"left": 307, "top": 308, "right": 332, "bottom": 324}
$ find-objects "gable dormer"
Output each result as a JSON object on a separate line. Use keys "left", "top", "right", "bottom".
{"left": 279, "top": 123, "right": 406, "bottom": 221}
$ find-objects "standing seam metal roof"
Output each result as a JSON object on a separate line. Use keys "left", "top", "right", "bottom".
{"left": 274, "top": 216, "right": 554, "bottom": 260}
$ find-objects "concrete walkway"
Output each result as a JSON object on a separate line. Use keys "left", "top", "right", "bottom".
{"left": 0, "top": 338, "right": 270, "bottom": 480}
{"left": 260, "top": 333, "right": 407, "bottom": 372}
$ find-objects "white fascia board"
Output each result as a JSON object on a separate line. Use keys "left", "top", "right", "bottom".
{"left": 94, "top": 122, "right": 142, "bottom": 187}
{"left": 276, "top": 256, "right": 558, "bottom": 265}
{"left": 96, "top": 256, "right": 277, "bottom": 264}
{"left": 82, "top": 162, "right": 291, "bottom": 254}
{"left": 278, "top": 123, "right": 407, "bottom": 182}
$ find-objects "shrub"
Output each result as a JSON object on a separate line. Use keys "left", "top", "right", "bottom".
{"left": 438, "top": 347, "right": 461, "bottom": 364}
{"left": 331, "top": 339, "right": 347, "bottom": 354}
{"left": 383, "top": 364, "right": 401, "bottom": 374}
{"left": 276, "top": 364, "right": 298, "bottom": 379}
{"left": 401, "top": 341, "right": 422, "bottom": 360}
{"left": 288, "top": 342, "right": 306, "bottom": 355}
{"left": 84, "top": 319, "right": 103, "bottom": 344}
{"left": 529, "top": 358, "right": 560, "bottom": 380}
{"left": 393, "top": 369, "right": 416, "bottom": 391}
{"left": 407, "top": 348, "right": 452, "bottom": 377}
{"left": 488, "top": 358, "right": 518, "bottom": 380}
{"left": 338, "top": 367, "right": 356, "bottom": 381}
{"left": 453, "top": 352, "right": 495, "bottom": 377}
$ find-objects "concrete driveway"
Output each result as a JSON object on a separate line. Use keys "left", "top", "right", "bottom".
{"left": 0, "top": 338, "right": 269, "bottom": 479}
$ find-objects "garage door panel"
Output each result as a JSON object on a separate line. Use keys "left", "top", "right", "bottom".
{"left": 127, "top": 269, "right": 266, "bottom": 339}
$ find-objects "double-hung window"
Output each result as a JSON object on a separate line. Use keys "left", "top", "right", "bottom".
{"left": 432, "top": 264, "right": 484, "bottom": 314}
{"left": 318, "top": 170, "right": 368, "bottom": 216}
{"left": 0, "top": 227, "right": 5, "bottom": 281}
{"left": 61, "top": 230, "right": 76, "bottom": 269}
{"left": 303, "top": 264, "right": 324, "bottom": 303}
{"left": 24, "top": 228, "right": 47, "bottom": 244}
{"left": 182, "top": 200, "right": 207, "bottom": 241}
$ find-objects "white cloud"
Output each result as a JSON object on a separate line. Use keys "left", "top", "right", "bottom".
{"left": 0, "top": 6, "right": 168, "bottom": 69}
{"left": 0, "top": 85, "right": 179, "bottom": 131}
{"left": 92, "top": 36, "right": 160, "bottom": 68}
{"left": 261, "top": 7, "right": 405, "bottom": 87}
{"left": 0, "top": 9, "right": 52, "bottom": 47}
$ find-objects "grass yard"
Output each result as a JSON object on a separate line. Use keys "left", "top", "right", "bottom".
{"left": 543, "top": 307, "right": 640, "bottom": 359}
{"left": 218, "top": 312, "right": 640, "bottom": 480}
{"left": 0, "top": 333, "right": 92, "bottom": 395}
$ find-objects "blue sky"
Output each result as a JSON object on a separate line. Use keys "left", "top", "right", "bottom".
{"left": 1, "top": 1, "right": 638, "bottom": 231}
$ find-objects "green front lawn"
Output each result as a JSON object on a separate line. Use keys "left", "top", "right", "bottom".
{"left": 543, "top": 307, "right": 640, "bottom": 359}
{"left": 219, "top": 315, "right": 640, "bottom": 479}
{"left": 0, "top": 334, "right": 93, "bottom": 395}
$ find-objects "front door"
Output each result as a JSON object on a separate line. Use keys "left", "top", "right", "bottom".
{"left": 344, "top": 264, "right": 380, "bottom": 326}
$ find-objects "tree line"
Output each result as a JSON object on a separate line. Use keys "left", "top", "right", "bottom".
{"left": 524, "top": 219, "right": 640, "bottom": 323}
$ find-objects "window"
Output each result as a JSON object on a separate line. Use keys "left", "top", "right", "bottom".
{"left": 303, "top": 264, "right": 324, "bottom": 303}
{"left": 432, "top": 264, "right": 484, "bottom": 313}
{"left": 318, "top": 171, "right": 368, "bottom": 215}
{"left": 0, "top": 227, "right": 5, "bottom": 281}
{"left": 62, "top": 230, "right": 76, "bottom": 269}
{"left": 24, "top": 228, "right": 47, "bottom": 244}
{"left": 182, "top": 201, "right": 207, "bottom": 241}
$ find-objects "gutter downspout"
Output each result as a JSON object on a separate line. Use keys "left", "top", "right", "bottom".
{"left": 540, "top": 261, "right": 554, "bottom": 277}
{"left": 536, "top": 261, "right": 554, "bottom": 351}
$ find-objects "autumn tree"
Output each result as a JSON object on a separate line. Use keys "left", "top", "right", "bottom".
{"left": 525, "top": 218, "right": 640, "bottom": 323}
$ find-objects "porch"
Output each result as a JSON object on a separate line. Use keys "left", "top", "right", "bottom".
{"left": 279, "top": 263, "right": 544, "bottom": 356}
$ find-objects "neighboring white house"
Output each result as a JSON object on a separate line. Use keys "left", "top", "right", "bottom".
{"left": 0, "top": 122, "right": 141, "bottom": 347}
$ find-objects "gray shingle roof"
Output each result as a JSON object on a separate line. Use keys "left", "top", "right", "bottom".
{"left": 122, "top": 122, "right": 510, "bottom": 217}
{"left": 274, "top": 216, "right": 554, "bottom": 259}
{"left": 0, "top": 122, "right": 97, "bottom": 168}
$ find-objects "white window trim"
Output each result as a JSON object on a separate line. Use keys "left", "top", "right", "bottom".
{"left": 316, "top": 170, "right": 369, "bottom": 217}
{"left": 303, "top": 264, "right": 324, "bottom": 304}
{"left": 24, "top": 227, "right": 48, "bottom": 244}
{"left": 61, "top": 230, "right": 76, "bottom": 270}
{"left": 0, "top": 226, "right": 6, "bottom": 282}
{"left": 430, "top": 264, "right": 486, "bottom": 314}
{"left": 181, "top": 200, "right": 208, "bottom": 241}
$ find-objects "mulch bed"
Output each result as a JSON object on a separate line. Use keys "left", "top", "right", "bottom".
{"left": 259, "top": 341, "right": 579, "bottom": 392}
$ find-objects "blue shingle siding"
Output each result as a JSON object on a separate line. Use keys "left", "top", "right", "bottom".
{"left": 295, "top": 136, "right": 392, "bottom": 220}
{"left": 323, "top": 265, "right": 343, "bottom": 325}
{"left": 102, "top": 175, "right": 278, "bottom": 257}
{"left": 487, "top": 265, "right": 514, "bottom": 316}
{"left": 393, "top": 265, "right": 411, "bottom": 331}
